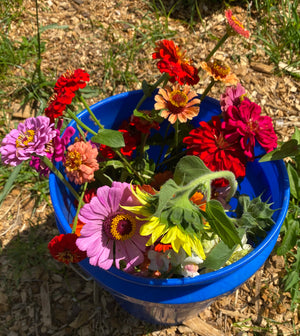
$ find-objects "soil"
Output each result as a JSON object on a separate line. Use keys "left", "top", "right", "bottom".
{"left": 0, "top": 0, "right": 299, "bottom": 335}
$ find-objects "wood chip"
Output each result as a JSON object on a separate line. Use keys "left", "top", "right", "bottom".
{"left": 183, "top": 316, "right": 225, "bottom": 336}
{"left": 250, "top": 62, "right": 275, "bottom": 74}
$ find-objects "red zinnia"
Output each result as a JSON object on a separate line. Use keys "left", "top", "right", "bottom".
{"left": 54, "top": 69, "right": 90, "bottom": 93}
{"left": 48, "top": 233, "right": 87, "bottom": 264}
{"left": 152, "top": 40, "right": 199, "bottom": 85}
{"left": 129, "top": 112, "right": 160, "bottom": 134}
{"left": 183, "top": 116, "right": 246, "bottom": 181}
{"left": 119, "top": 129, "right": 137, "bottom": 158}
{"left": 225, "top": 9, "right": 250, "bottom": 38}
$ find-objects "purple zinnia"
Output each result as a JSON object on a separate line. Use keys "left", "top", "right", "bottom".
{"left": 220, "top": 83, "right": 247, "bottom": 114}
{"left": 76, "top": 182, "right": 149, "bottom": 271}
{"left": 0, "top": 116, "right": 57, "bottom": 166}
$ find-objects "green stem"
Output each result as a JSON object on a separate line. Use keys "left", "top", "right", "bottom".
{"left": 114, "top": 149, "right": 145, "bottom": 185}
{"left": 135, "top": 73, "right": 169, "bottom": 112}
{"left": 66, "top": 108, "right": 97, "bottom": 136}
{"left": 79, "top": 94, "right": 104, "bottom": 130}
{"left": 200, "top": 79, "right": 215, "bottom": 102}
{"left": 41, "top": 156, "right": 82, "bottom": 202}
{"left": 72, "top": 182, "right": 88, "bottom": 234}
{"left": 204, "top": 32, "right": 230, "bottom": 63}
{"left": 182, "top": 170, "right": 238, "bottom": 202}
{"left": 174, "top": 120, "right": 179, "bottom": 149}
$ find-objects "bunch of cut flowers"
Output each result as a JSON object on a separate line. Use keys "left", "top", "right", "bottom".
{"left": 0, "top": 10, "right": 278, "bottom": 279}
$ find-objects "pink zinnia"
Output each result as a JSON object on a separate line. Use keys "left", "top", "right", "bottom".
{"left": 76, "top": 182, "right": 149, "bottom": 271}
{"left": 0, "top": 116, "right": 57, "bottom": 166}
{"left": 223, "top": 100, "right": 277, "bottom": 160}
{"left": 64, "top": 140, "right": 99, "bottom": 185}
{"left": 220, "top": 83, "right": 247, "bottom": 114}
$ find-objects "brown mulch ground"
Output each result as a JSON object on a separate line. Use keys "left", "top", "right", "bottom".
{"left": 0, "top": 0, "right": 299, "bottom": 335}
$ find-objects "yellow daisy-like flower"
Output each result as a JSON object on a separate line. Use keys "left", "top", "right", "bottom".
{"left": 200, "top": 59, "right": 238, "bottom": 85}
{"left": 123, "top": 186, "right": 206, "bottom": 259}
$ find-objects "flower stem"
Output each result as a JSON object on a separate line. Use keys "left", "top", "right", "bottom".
{"left": 78, "top": 94, "right": 104, "bottom": 130}
{"left": 114, "top": 149, "right": 145, "bottom": 185}
{"left": 41, "top": 156, "right": 82, "bottom": 202}
{"left": 72, "top": 182, "right": 88, "bottom": 234}
{"left": 135, "top": 73, "right": 169, "bottom": 112}
{"left": 174, "top": 120, "right": 179, "bottom": 149}
{"left": 66, "top": 108, "right": 98, "bottom": 136}
{"left": 200, "top": 78, "right": 215, "bottom": 102}
{"left": 204, "top": 32, "right": 230, "bottom": 63}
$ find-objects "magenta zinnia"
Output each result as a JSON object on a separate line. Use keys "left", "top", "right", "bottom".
{"left": 64, "top": 140, "right": 99, "bottom": 185}
{"left": 154, "top": 84, "right": 200, "bottom": 124}
{"left": 76, "top": 182, "right": 149, "bottom": 271}
{"left": 222, "top": 99, "right": 277, "bottom": 160}
{"left": 0, "top": 116, "right": 57, "bottom": 166}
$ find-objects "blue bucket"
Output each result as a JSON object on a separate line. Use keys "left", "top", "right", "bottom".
{"left": 49, "top": 90, "right": 290, "bottom": 325}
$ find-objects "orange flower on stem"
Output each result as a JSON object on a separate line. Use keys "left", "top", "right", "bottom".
{"left": 64, "top": 141, "right": 99, "bottom": 185}
{"left": 154, "top": 84, "right": 200, "bottom": 124}
{"left": 225, "top": 9, "right": 250, "bottom": 38}
{"left": 199, "top": 59, "right": 238, "bottom": 85}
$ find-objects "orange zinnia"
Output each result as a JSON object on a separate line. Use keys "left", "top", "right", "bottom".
{"left": 154, "top": 84, "right": 200, "bottom": 124}
{"left": 199, "top": 59, "right": 238, "bottom": 85}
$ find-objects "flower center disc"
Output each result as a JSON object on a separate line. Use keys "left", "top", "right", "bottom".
{"left": 170, "top": 90, "right": 188, "bottom": 108}
{"left": 232, "top": 15, "right": 245, "bottom": 29}
{"left": 65, "top": 151, "right": 82, "bottom": 171}
{"left": 210, "top": 60, "right": 230, "bottom": 78}
{"left": 105, "top": 213, "right": 136, "bottom": 241}
{"left": 16, "top": 129, "right": 35, "bottom": 148}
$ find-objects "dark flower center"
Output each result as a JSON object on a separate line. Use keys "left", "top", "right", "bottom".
{"left": 103, "top": 213, "right": 136, "bottom": 241}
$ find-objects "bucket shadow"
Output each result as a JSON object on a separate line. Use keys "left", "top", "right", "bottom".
{"left": 0, "top": 212, "right": 168, "bottom": 335}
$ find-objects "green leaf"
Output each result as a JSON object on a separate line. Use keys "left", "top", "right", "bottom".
{"left": 201, "top": 229, "right": 246, "bottom": 271}
{"left": 291, "top": 126, "right": 300, "bottom": 143}
{"left": 259, "top": 139, "right": 300, "bottom": 162}
{"left": 173, "top": 156, "right": 210, "bottom": 186}
{"left": 153, "top": 179, "right": 179, "bottom": 217}
{"left": 39, "top": 24, "right": 69, "bottom": 34}
{"left": 284, "top": 270, "right": 300, "bottom": 292}
{"left": 91, "top": 129, "right": 125, "bottom": 148}
{"left": 205, "top": 200, "right": 241, "bottom": 249}
{"left": 287, "top": 163, "right": 300, "bottom": 200}
{"left": 105, "top": 160, "right": 125, "bottom": 169}
{"left": 277, "top": 219, "right": 299, "bottom": 255}
{"left": 0, "top": 163, "right": 23, "bottom": 206}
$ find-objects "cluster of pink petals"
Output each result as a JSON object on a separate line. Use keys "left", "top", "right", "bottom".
{"left": 76, "top": 182, "right": 148, "bottom": 271}
{"left": 220, "top": 83, "right": 247, "bottom": 114}
{"left": 0, "top": 116, "right": 57, "bottom": 166}
{"left": 222, "top": 100, "right": 277, "bottom": 160}
{"left": 64, "top": 140, "right": 99, "bottom": 185}
{"left": 29, "top": 120, "right": 75, "bottom": 176}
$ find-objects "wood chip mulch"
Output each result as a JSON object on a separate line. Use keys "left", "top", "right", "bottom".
{"left": 0, "top": 0, "right": 299, "bottom": 335}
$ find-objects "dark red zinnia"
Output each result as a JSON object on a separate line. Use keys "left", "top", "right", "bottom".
{"left": 152, "top": 40, "right": 199, "bottom": 85}
{"left": 183, "top": 116, "right": 247, "bottom": 181}
{"left": 48, "top": 233, "right": 87, "bottom": 264}
{"left": 129, "top": 113, "right": 160, "bottom": 135}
